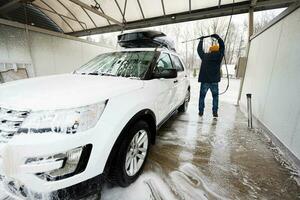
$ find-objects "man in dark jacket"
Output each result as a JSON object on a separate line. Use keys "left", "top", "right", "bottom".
{"left": 197, "top": 34, "right": 225, "bottom": 117}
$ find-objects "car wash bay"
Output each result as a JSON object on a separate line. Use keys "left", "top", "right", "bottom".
{"left": 101, "top": 79, "right": 300, "bottom": 200}
{"left": 1, "top": 0, "right": 300, "bottom": 199}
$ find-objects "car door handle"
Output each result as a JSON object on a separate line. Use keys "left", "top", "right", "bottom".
{"left": 173, "top": 80, "right": 178, "bottom": 83}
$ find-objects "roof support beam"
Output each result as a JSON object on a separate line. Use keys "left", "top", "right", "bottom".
{"left": 68, "top": 0, "right": 123, "bottom": 26}
{"left": 91, "top": 0, "right": 111, "bottom": 25}
{"left": 70, "top": 0, "right": 296, "bottom": 37}
{"left": 40, "top": 0, "right": 74, "bottom": 32}
{"left": 32, "top": 3, "right": 86, "bottom": 27}
{"left": 114, "top": 0, "right": 126, "bottom": 23}
{"left": 137, "top": 0, "right": 145, "bottom": 19}
{"left": 57, "top": 0, "right": 86, "bottom": 30}
{"left": 82, "top": 8, "right": 97, "bottom": 28}
{"left": 161, "top": 0, "right": 166, "bottom": 16}
{"left": 248, "top": 0, "right": 257, "bottom": 40}
{"left": 248, "top": 7, "right": 254, "bottom": 40}
{"left": 123, "top": 0, "right": 128, "bottom": 23}
{"left": 98, "top": 5, "right": 111, "bottom": 25}
{"left": 251, "top": 0, "right": 258, "bottom": 7}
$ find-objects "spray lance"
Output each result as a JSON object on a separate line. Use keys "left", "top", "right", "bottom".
{"left": 182, "top": 35, "right": 211, "bottom": 43}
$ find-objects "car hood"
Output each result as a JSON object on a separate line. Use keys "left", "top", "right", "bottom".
{"left": 0, "top": 74, "right": 144, "bottom": 111}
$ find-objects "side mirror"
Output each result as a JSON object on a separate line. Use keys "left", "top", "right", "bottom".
{"left": 153, "top": 69, "right": 177, "bottom": 79}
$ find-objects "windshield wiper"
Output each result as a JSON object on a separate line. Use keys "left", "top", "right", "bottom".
{"left": 88, "top": 72, "right": 99, "bottom": 75}
{"left": 88, "top": 72, "right": 117, "bottom": 77}
{"left": 128, "top": 77, "right": 140, "bottom": 80}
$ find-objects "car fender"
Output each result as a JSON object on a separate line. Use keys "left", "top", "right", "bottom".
{"left": 89, "top": 89, "right": 157, "bottom": 176}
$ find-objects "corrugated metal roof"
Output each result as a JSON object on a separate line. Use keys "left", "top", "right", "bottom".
{"left": 0, "top": 0, "right": 296, "bottom": 36}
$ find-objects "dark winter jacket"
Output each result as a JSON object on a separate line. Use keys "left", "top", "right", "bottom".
{"left": 197, "top": 36, "right": 225, "bottom": 83}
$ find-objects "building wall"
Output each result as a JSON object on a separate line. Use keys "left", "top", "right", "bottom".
{"left": 0, "top": 22, "right": 113, "bottom": 80}
{"left": 240, "top": 8, "right": 300, "bottom": 160}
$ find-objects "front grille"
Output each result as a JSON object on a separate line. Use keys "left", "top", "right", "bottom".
{"left": 0, "top": 107, "right": 29, "bottom": 143}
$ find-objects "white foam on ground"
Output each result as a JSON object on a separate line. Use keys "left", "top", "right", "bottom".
{"left": 101, "top": 172, "right": 176, "bottom": 200}
{"left": 0, "top": 184, "right": 17, "bottom": 200}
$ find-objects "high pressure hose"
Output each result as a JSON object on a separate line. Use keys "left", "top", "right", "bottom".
{"left": 219, "top": 0, "right": 235, "bottom": 95}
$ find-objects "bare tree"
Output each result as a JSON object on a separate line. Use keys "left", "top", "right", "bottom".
{"left": 88, "top": 9, "right": 281, "bottom": 71}
{"left": 254, "top": 10, "right": 277, "bottom": 34}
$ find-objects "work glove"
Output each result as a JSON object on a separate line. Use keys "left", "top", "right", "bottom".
{"left": 211, "top": 34, "right": 220, "bottom": 39}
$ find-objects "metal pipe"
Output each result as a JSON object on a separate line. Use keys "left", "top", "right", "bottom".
{"left": 246, "top": 93, "right": 253, "bottom": 129}
{"left": 82, "top": 7, "right": 97, "bottom": 28}
{"left": 70, "top": 0, "right": 295, "bottom": 37}
{"left": 136, "top": 0, "right": 145, "bottom": 19}
{"left": 248, "top": 7, "right": 254, "bottom": 41}
{"left": 57, "top": 0, "right": 86, "bottom": 30}
{"left": 161, "top": 0, "right": 166, "bottom": 16}
{"left": 114, "top": 0, "right": 126, "bottom": 23}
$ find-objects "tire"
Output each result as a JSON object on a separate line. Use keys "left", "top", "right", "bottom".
{"left": 107, "top": 120, "right": 151, "bottom": 187}
{"left": 178, "top": 89, "right": 190, "bottom": 112}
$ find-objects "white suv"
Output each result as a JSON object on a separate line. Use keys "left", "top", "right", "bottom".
{"left": 0, "top": 48, "right": 190, "bottom": 198}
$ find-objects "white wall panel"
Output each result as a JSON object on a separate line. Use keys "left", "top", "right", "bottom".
{"left": 0, "top": 24, "right": 113, "bottom": 78}
{"left": 0, "top": 26, "right": 31, "bottom": 63}
{"left": 30, "top": 31, "right": 56, "bottom": 76}
{"left": 241, "top": 8, "right": 300, "bottom": 159}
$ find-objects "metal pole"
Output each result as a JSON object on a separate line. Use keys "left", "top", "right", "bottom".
{"left": 246, "top": 93, "right": 253, "bottom": 129}
{"left": 191, "top": 41, "right": 195, "bottom": 73}
{"left": 248, "top": 7, "right": 254, "bottom": 41}
{"left": 237, "top": 7, "right": 254, "bottom": 105}
{"left": 185, "top": 42, "right": 188, "bottom": 68}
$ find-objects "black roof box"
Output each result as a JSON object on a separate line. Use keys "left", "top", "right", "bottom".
{"left": 118, "top": 30, "right": 176, "bottom": 51}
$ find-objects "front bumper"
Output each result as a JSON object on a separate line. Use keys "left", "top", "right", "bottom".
{"left": 0, "top": 101, "right": 131, "bottom": 197}
{"left": 0, "top": 173, "right": 104, "bottom": 199}
{"left": 0, "top": 129, "right": 103, "bottom": 196}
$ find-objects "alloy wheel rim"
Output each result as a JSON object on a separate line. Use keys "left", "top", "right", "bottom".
{"left": 125, "top": 129, "right": 148, "bottom": 176}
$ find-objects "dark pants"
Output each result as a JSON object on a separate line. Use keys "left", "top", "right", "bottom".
{"left": 199, "top": 83, "right": 219, "bottom": 113}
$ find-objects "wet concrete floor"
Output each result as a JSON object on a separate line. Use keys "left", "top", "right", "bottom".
{"left": 1, "top": 79, "right": 300, "bottom": 199}
{"left": 101, "top": 79, "right": 300, "bottom": 200}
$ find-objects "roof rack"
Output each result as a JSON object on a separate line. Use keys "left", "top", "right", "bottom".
{"left": 117, "top": 30, "right": 176, "bottom": 52}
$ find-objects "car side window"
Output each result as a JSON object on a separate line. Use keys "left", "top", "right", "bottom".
{"left": 171, "top": 55, "right": 184, "bottom": 72}
{"left": 155, "top": 53, "right": 174, "bottom": 72}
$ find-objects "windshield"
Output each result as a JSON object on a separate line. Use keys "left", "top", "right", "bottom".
{"left": 75, "top": 51, "right": 155, "bottom": 79}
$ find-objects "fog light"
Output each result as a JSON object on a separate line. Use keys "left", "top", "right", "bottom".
{"left": 48, "top": 147, "right": 83, "bottom": 178}
{"left": 26, "top": 144, "right": 92, "bottom": 181}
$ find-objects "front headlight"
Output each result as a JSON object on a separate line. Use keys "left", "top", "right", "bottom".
{"left": 18, "top": 102, "right": 106, "bottom": 134}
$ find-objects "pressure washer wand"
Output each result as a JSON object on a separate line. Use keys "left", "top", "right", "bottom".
{"left": 181, "top": 35, "right": 211, "bottom": 43}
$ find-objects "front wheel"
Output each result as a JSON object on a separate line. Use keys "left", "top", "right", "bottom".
{"left": 107, "top": 120, "right": 150, "bottom": 187}
{"left": 178, "top": 89, "right": 190, "bottom": 112}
